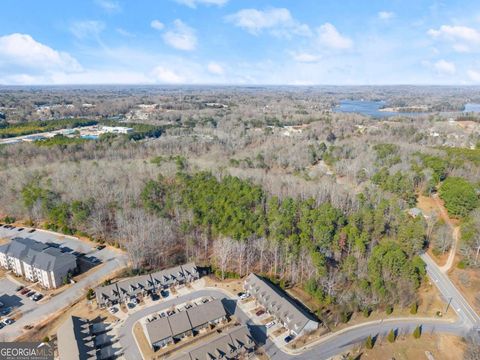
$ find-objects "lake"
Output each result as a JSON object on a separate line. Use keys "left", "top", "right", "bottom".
{"left": 333, "top": 100, "right": 422, "bottom": 118}
{"left": 463, "top": 103, "right": 480, "bottom": 113}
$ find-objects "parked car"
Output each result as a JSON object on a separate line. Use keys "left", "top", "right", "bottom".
{"left": 17, "top": 228, "right": 24, "bottom": 231}
{"left": 28, "top": 229, "right": 36, "bottom": 233}
{"left": 96, "top": 244, "right": 106, "bottom": 250}
{"left": 26, "top": 291, "right": 35, "bottom": 297}
{"left": 185, "top": 303, "right": 193, "bottom": 310}
{"left": 266, "top": 321, "right": 276, "bottom": 329}
{"left": 158, "top": 312, "right": 166, "bottom": 318}
{"left": 255, "top": 309, "right": 266, "bottom": 317}
{"left": 130, "top": 297, "right": 139, "bottom": 305}
{"left": 284, "top": 335, "right": 295, "bottom": 343}
{"left": 160, "top": 290, "right": 169, "bottom": 298}
{"left": 166, "top": 310, "right": 175, "bottom": 316}
{"left": 32, "top": 294, "right": 43, "bottom": 302}
{"left": 239, "top": 292, "right": 250, "bottom": 300}
{"left": 16, "top": 285, "right": 24, "bottom": 292}
{"left": 127, "top": 303, "right": 135, "bottom": 309}
{"left": 201, "top": 298, "right": 210, "bottom": 303}
{"left": 20, "top": 288, "right": 30, "bottom": 295}
{"left": 2, "top": 318, "right": 14, "bottom": 325}
{"left": 108, "top": 307, "right": 118, "bottom": 314}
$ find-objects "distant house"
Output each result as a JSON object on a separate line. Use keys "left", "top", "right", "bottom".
{"left": 144, "top": 299, "right": 227, "bottom": 351}
{"left": 0, "top": 238, "right": 77, "bottom": 289}
{"left": 244, "top": 273, "right": 319, "bottom": 336}
{"left": 172, "top": 325, "right": 255, "bottom": 360}
{"left": 407, "top": 207, "right": 423, "bottom": 218}
{"left": 95, "top": 262, "right": 199, "bottom": 308}
{"left": 101, "top": 126, "right": 133, "bottom": 134}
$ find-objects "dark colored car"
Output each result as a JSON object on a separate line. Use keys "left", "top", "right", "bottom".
{"left": 17, "top": 228, "right": 24, "bottom": 231}
{"left": 28, "top": 229, "right": 36, "bottom": 233}
{"left": 284, "top": 335, "right": 294, "bottom": 343}
{"left": 160, "top": 290, "right": 169, "bottom": 298}
{"left": 255, "top": 309, "right": 266, "bottom": 317}
{"left": 32, "top": 294, "right": 43, "bottom": 302}
{"left": 26, "top": 291, "right": 35, "bottom": 297}
{"left": 20, "top": 288, "right": 30, "bottom": 295}
{"left": 96, "top": 244, "right": 106, "bottom": 250}
{"left": 16, "top": 285, "right": 24, "bottom": 292}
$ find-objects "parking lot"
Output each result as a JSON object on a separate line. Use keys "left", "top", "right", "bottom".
{"left": 0, "top": 277, "right": 37, "bottom": 321}
{"left": 0, "top": 225, "right": 128, "bottom": 341}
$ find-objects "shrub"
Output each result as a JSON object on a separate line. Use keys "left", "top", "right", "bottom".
{"left": 413, "top": 325, "right": 422, "bottom": 339}
{"left": 387, "top": 329, "right": 395, "bottom": 343}
{"left": 386, "top": 305, "right": 394, "bottom": 315}
{"left": 457, "top": 260, "right": 467, "bottom": 269}
{"left": 365, "top": 335, "right": 374, "bottom": 349}
{"left": 410, "top": 302, "right": 418, "bottom": 315}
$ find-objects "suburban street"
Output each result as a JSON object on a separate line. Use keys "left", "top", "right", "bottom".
{"left": 421, "top": 253, "right": 480, "bottom": 327}
{"left": 0, "top": 226, "right": 128, "bottom": 341}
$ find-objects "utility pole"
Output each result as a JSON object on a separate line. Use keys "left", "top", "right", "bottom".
{"left": 445, "top": 297, "right": 452, "bottom": 314}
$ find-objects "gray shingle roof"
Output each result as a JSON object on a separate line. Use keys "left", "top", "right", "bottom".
{"left": 169, "top": 311, "right": 192, "bottom": 336}
{"left": 0, "top": 237, "right": 76, "bottom": 271}
{"left": 186, "top": 299, "right": 226, "bottom": 329}
{"left": 145, "top": 317, "right": 172, "bottom": 345}
{"left": 245, "top": 273, "right": 318, "bottom": 334}
{"left": 57, "top": 316, "right": 96, "bottom": 360}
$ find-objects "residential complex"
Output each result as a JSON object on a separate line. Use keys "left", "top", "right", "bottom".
{"left": 172, "top": 326, "right": 256, "bottom": 360}
{"left": 244, "top": 273, "right": 319, "bottom": 336}
{"left": 56, "top": 316, "right": 121, "bottom": 360}
{"left": 95, "top": 263, "right": 199, "bottom": 307}
{"left": 145, "top": 299, "right": 227, "bottom": 350}
{"left": 0, "top": 237, "right": 77, "bottom": 289}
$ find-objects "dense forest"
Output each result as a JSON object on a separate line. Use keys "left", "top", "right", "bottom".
{"left": 1, "top": 86, "right": 480, "bottom": 322}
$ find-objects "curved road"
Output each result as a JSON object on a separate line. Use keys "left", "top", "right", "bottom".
{"left": 117, "top": 289, "right": 468, "bottom": 360}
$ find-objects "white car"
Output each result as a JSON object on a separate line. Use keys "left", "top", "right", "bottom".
{"left": 2, "top": 318, "right": 14, "bottom": 325}
{"left": 108, "top": 307, "right": 118, "bottom": 314}
{"left": 239, "top": 293, "right": 250, "bottom": 300}
{"left": 266, "top": 321, "right": 276, "bottom": 329}
{"left": 131, "top": 298, "right": 139, "bottom": 305}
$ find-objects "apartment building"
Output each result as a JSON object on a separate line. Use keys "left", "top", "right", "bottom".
{"left": 95, "top": 262, "right": 199, "bottom": 308}
{"left": 244, "top": 273, "right": 319, "bottom": 336}
{"left": 0, "top": 237, "right": 77, "bottom": 289}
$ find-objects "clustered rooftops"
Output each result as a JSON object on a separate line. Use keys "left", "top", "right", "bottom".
{"left": 146, "top": 299, "right": 227, "bottom": 344}
{"left": 172, "top": 326, "right": 255, "bottom": 360}
{"left": 0, "top": 237, "right": 76, "bottom": 272}
{"left": 95, "top": 262, "right": 198, "bottom": 305}
{"left": 244, "top": 273, "right": 318, "bottom": 335}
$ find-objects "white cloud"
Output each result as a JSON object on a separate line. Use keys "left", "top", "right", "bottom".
{"left": 207, "top": 62, "right": 224, "bottom": 75}
{"left": 0, "top": 33, "right": 81, "bottom": 72}
{"left": 175, "top": 0, "right": 228, "bottom": 8}
{"left": 428, "top": 25, "right": 480, "bottom": 52}
{"left": 225, "top": 8, "right": 310, "bottom": 37}
{"left": 317, "top": 23, "right": 352, "bottom": 50}
{"left": 291, "top": 52, "right": 322, "bottom": 63}
{"left": 378, "top": 11, "right": 395, "bottom": 20}
{"left": 70, "top": 20, "right": 105, "bottom": 39}
{"left": 95, "top": 0, "right": 121, "bottom": 13}
{"left": 151, "top": 66, "right": 185, "bottom": 83}
{"left": 467, "top": 69, "right": 480, "bottom": 82}
{"left": 116, "top": 28, "right": 135, "bottom": 37}
{"left": 433, "top": 59, "right": 456, "bottom": 75}
{"left": 150, "top": 20, "right": 165, "bottom": 31}
{"left": 163, "top": 19, "right": 197, "bottom": 51}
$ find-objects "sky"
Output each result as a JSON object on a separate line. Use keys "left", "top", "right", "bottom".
{"left": 1, "top": 0, "right": 480, "bottom": 85}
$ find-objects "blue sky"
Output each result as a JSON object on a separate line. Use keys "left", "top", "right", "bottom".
{"left": 1, "top": 0, "right": 480, "bottom": 85}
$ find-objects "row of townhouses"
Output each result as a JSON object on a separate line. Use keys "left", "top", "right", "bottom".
{"left": 145, "top": 299, "right": 227, "bottom": 350}
{"left": 0, "top": 237, "right": 77, "bottom": 289}
{"left": 172, "top": 326, "right": 256, "bottom": 360}
{"left": 95, "top": 263, "right": 199, "bottom": 307}
{"left": 56, "top": 316, "right": 120, "bottom": 360}
{"left": 244, "top": 273, "right": 319, "bottom": 336}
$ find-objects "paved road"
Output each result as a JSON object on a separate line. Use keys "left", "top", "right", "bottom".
{"left": 421, "top": 253, "right": 480, "bottom": 327}
{"left": 0, "top": 226, "right": 128, "bottom": 341}
{"left": 118, "top": 289, "right": 467, "bottom": 360}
